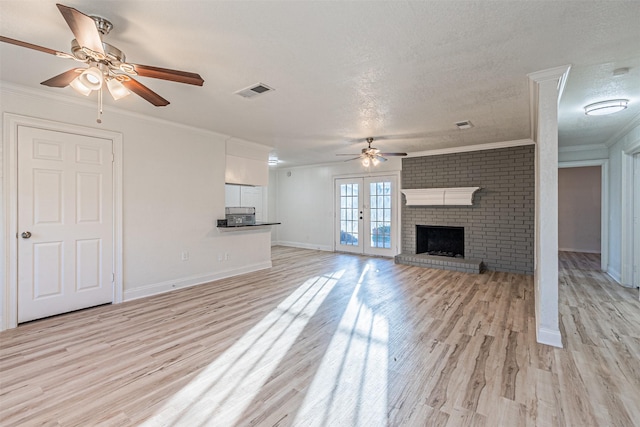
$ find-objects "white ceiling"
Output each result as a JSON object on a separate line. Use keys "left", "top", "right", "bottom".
{"left": 1, "top": 1, "right": 639, "bottom": 166}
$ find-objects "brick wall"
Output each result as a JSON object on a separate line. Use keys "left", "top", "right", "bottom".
{"left": 401, "top": 145, "right": 534, "bottom": 274}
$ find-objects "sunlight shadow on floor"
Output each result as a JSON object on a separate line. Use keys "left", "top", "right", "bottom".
{"left": 292, "top": 263, "right": 389, "bottom": 427}
{"left": 140, "top": 269, "right": 345, "bottom": 426}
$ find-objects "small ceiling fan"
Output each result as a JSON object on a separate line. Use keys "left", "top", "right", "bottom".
{"left": 0, "top": 3, "right": 204, "bottom": 120}
{"left": 337, "top": 137, "right": 407, "bottom": 166}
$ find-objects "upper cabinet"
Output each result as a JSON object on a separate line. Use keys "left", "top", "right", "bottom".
{"left": 225, "top": 138, "right": 272, "bottom": 187}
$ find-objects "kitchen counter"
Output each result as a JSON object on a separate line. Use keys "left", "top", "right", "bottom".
{"left": 217, "top": 222, "right": 281, "bottom": 229}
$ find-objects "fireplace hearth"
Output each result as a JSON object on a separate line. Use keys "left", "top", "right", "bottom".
{"left": 416, "top": 225, "right": 464, "bottom": 258}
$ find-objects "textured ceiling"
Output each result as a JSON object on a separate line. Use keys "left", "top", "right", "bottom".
{"left": 1, "top": 1, "right": 639, "bottom": 166}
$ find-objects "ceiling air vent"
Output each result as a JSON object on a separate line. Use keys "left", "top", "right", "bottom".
{"left": 455, "top": 120, "right": 474, "bottom": 130}
{"left": 235, "top": 83, "right": 275, "bottom": 98}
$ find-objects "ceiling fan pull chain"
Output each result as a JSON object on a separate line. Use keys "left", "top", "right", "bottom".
{"left": 97, "top": 86, "right": 103, "bottom": 124}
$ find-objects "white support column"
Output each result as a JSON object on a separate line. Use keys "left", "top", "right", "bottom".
{"left": 528, "top": 66, "right": 571, "bottom": 348}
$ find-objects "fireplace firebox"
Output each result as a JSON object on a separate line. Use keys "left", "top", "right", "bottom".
{"left": 416, "top": 225, "right": 464, "bottom": 258}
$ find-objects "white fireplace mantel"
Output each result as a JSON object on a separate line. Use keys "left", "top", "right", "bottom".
{"left": 401, "top": 187, "right": 481, "bottom": 206}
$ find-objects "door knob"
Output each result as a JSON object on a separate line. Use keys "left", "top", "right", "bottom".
{"left": 21, "top": 231, "right": 31, "bottom": 239}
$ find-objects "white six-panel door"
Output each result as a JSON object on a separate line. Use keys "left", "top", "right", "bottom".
{"left": 17, "top": 126, "right": 114, "bottom": 323}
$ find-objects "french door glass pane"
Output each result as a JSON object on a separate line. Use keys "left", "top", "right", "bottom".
{"left": 370, "top": 181, "right": 391, "bottom": 248}
{"left": 340, "top": 183, "right": 359, "bottom": 246}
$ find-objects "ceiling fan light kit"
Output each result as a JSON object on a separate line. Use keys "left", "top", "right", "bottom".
{"left": 337, "top": 137, "right": 407, "bottom": 167}
{"left": 106, "top": 77, "right": 131, "bottom": 100}
{"left": 69, "top": 73, "right": 92, "bottom": 96}
{"left": 584, "top": 99, "right": 629, "bottom": 116}
{"left": 0, "top": 3, "right": 204, "bottom": 123}
{"left": 76, "top": 66, "right": 104, "bottom": 91}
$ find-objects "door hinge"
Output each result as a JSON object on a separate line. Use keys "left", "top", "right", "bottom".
{"left": 112, "top": 273, "right": 115, "bottom": 283}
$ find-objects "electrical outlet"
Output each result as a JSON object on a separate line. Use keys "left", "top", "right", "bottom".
{"left": 181, "top": 251, "right": 189, "bottom": 261}
{"left": 225, "top": 253, "right": 230, "bottom": 261}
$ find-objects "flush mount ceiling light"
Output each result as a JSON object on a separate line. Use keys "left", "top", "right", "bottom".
{"left": 584, "top": 99, "right": 629, "bottom": 116}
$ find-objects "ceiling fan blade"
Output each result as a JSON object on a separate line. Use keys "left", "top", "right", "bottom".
{"left": 343, "top": 157, "right": 363, "bottom": 162}
{"left": 379, "top": 152, "right": 408, "bottom": 156}
{"left": 121, "top": 77, "right": 170, "bottom": 106}
{"left": 41, "top": 68, "right": 83, "bottom": 87}
{"left": 57, "top": 4, "right": 104, "bottom": 56}
{"left": 0, "top": 35, "right": 69, "bottom": 57}
{"left": 376, "top": 156, "right": 388, "bottom": 162}
{"left": 130, "top": 64, "right": 204, "bottom": 86}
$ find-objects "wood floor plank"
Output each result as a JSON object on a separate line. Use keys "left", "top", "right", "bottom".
{"left": 1, "top": 249, "right": 639, "bottom": 426}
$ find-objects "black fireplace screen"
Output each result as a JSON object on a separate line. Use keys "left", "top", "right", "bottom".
{"left": 416, "top": 225, "right": 464, "bottom": 257}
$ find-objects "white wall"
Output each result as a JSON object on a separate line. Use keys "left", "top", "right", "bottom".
{"left": 558, "top": 166, "right": 601, "bottom": 253}
{"left": 1, "top": 84, "right": 273, "bottom": 326}
{"left": 272, "top": 159, "right": 401, "bottom": 251}
{"left": 607, "top": 122, "right": 640, "bottom": 285}
{"left": 268, "top": 168, "right": 279, "bottom": 245}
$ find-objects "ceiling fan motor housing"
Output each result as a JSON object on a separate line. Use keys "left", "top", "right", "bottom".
{"left": 91, "top": 15, "right": 113, "bottom": 35}
{"left": 71, "top": 39, "right": 127, "bottom": 68}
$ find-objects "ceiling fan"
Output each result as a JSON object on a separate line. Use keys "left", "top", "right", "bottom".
{"left": 0, "top": 3, "right": 204, "bottom": 121}
{"left": 337, "top": 137, "right": 407, "bottom": 166}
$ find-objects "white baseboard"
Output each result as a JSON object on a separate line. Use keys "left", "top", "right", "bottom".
{"left": 275, "top": 241, "right": 333, "bottom": 252}
{"left": 558, "top": 248, "right": 601, "bottom": 254}
{"left": 537, "top": 327, "right": 563, "bottom": 348}
{"left": 607, "top": 267, "right": 621, "bottom": 284}
{"left": 123, "top": 261, "right": 272, "bottom": 301}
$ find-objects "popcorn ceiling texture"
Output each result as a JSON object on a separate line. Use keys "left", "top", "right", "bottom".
{"left": 400, "top": 145, "right": 535, "bottom": 274}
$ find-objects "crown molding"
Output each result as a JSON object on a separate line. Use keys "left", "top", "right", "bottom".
{"left": 527, "top": 65, "right": 572, "bottom": 142}
{"left": 0, "top": 81, "right": 263, "bottom": 145}
{"left": 527, "top": 65, "right": 572, "bottom": 86}
{"left": 604, "top": 112, "right": 640, "bottom": 147}
{"left": 406, "top": 139, "right": 534, "bottom": 158}
{"left": 558, "top": 143, "right": 607, "bottom": 153}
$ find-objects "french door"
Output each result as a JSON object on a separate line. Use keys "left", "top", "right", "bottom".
{"left": 335, "top": 176, "right": 398, "bottom": 257}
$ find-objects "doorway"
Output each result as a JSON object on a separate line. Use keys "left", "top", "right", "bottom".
{"left": 634, "top": 153, "right": 639, "bottom": 289}
{"left": 334, "top": 176, "right": 399, "bottom": 257}
{"left": 558, "top": 166, "right": 601, "bottom": 254}
{"left": 3, "top": 114, "right": 123, "bottom": 330}
{"left": 621, "top": 142, "right": 640, "bottom": 288}
{"left": 558, "top": 160, "right": 609, "bottom": 272}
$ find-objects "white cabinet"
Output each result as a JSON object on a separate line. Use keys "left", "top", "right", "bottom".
{"left": 225, "top": 138, "right": 271, "bottom": 187}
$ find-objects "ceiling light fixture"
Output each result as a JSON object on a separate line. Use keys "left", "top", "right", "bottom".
{"left": 106, "top": 78, "right": 131, "bottom": 100}
{"left": 360, "top": 154, "right": 380, "bottom": 167}
{"left": 76, "top": 66, "right": 104, "bottom": 91}
{"left": 68, "top": 64, "right": 133, "bottom": 123}
{"left": 584, "top": 99, "right": 629, "bottom": 116}
{"left": 69, "top": 75, "right": 92, "bottom": 96}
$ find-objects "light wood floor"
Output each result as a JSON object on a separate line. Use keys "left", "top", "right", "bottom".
{"left": 1, "top": 248, "right": 638, "bottom": 426}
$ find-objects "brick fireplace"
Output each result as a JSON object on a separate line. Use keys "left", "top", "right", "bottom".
{"left": 395, "top": 145, "right": 535, "bottom": 274}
